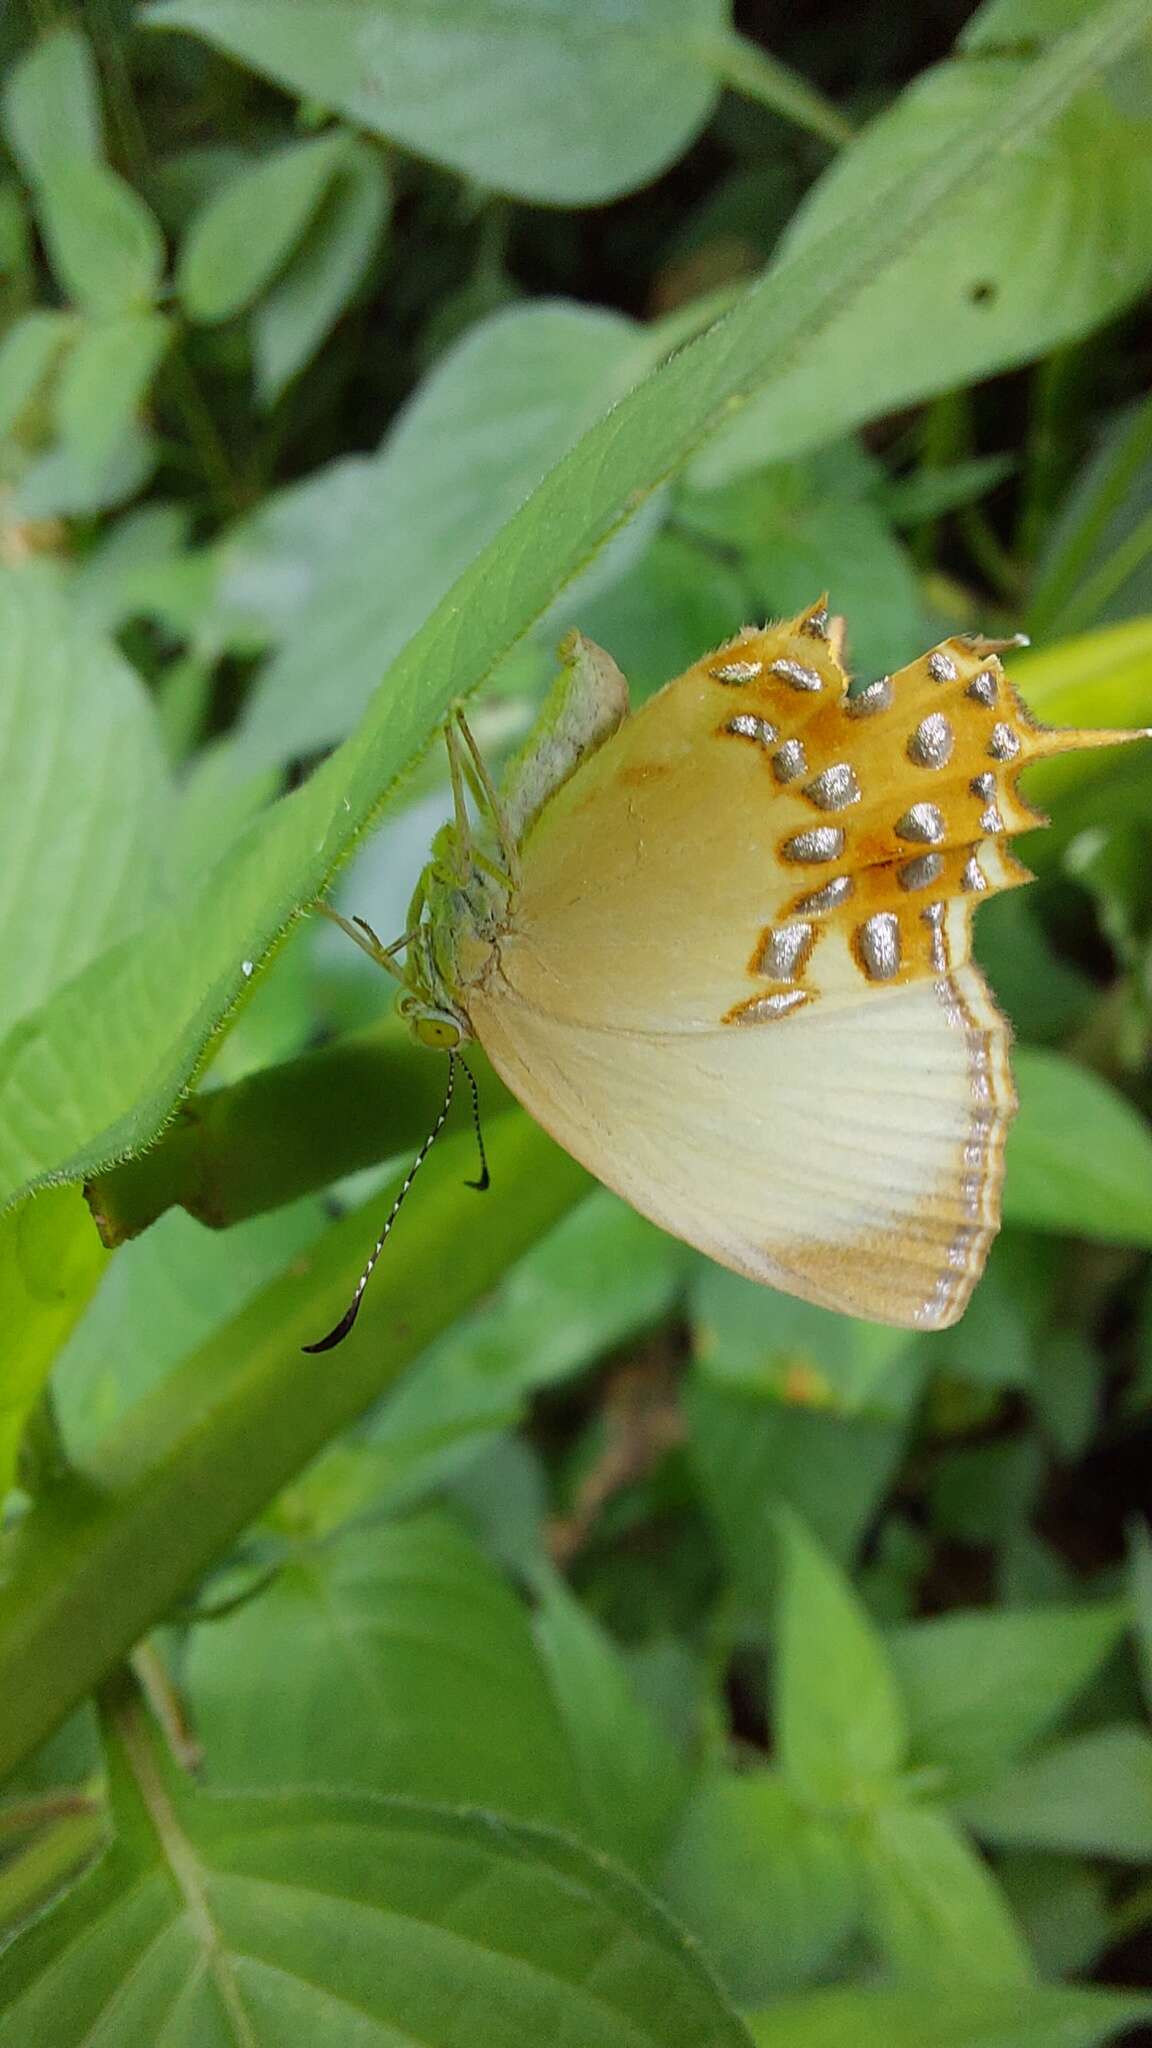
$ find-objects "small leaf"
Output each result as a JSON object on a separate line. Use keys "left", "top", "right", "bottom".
{"left": 886, "top": 1601, "right": 1127, "bottom": 1792}
{"left": 34, "top": 160, "right": 166, "bottom": 314}
{"left": 747, "top": 1983, "right": 1152, "bottom": 2048}
{"left": 862, "top": 1801, "right": 1033, "bottom": 1987}
{"left": 1004, "top": 1048, "right": 1152, "bottom": 1246}
{"left": 177, "top": 129, "right": 353, "bottom": 322}
{"left": 774, "top": 1507, "right": 908, "bottom": 1805}
{"left": 661, "top": 1768, "right": 863, "bottom": 2005}
{"left": 963, "top": 1725, "right": 1152, "bottom": 1861}
{"left": 253, "top": 137, "right": 390, "bottom": 405}
{"left": 51, "top": 312, "right": 171, "bottom": 471}
{"left": 0, "top": 309, "right": 74, "bottom": 442}
{"left": 0, "top": 27, "right": 101, "bottom": 186}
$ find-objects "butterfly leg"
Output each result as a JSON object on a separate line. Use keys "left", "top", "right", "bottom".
{"left": 309, "top": 899, "right": 408, "bottom": 983}
{"left": 450, "top": 706, "right": 523, "bottom": 887}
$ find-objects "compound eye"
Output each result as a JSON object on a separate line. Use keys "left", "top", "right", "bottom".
{"left": 414, "top": 1015, "right": 462, "bottom": 1050}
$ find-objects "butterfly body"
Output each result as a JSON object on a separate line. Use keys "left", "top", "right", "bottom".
{"left": 386, "top": 601, "right": 1146, "bottom": 1332}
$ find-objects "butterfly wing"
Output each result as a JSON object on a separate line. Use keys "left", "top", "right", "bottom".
{"left": 468, "top": 966, "right": 1006, "bottom": 1328}
{"left": 459, "top": 602, "right": 1141, "bottom": 1328}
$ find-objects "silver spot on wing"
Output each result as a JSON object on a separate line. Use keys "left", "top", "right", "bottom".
{"left": 969, "top": 770, "right": 995, "bottom": 798}
{"left": 772, "top": 737, "right": 808, "bottom": 784}
{"left": 895, "top": 802, "right": 946, "bottom": 844}
{"left": 769, "top": 657, "right": 823, "bottom": 692}
{"left": 794, "top": 875, "right": 855, "bottom": 915}
{"left": 908, "top": 712, "right": 954, "bottom": 769}
{"left": 988, "top": 721, "right": 1021, "bottom": 761}
{"left": 731, "top": 990, "right": 810, "bottom": 1023}
{"left": 755, "top": 921, "right": 815, "bottom": 981}
{"left": 782, "top": 825, "right": 845, "bottom": 863}
{"left": 803, "top": 762, "right": 861, "bottom": 811}
{"left": 724, "top": 712, "right": 778, "bottom": 747}
{"left": 856, "top": 912, "right": 901, "bottom": 981}
{"left": 712, "top": 658, "right": 763, "bottom": 683}
{"left": 928, "top": 650, "right": 958, "bottom": 682}
{"left": 966, "top": 670, "right": 998, "bottom": 706}
{"left": 921, "top": 900, "right": 948, "bottom": 972}
{"left": 898, "top": 852, "right": 945, "bottom": 892}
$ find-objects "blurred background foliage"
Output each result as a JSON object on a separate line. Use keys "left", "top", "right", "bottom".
{"left": 1, "top": 1, "right": 1152, "bottom": 2043}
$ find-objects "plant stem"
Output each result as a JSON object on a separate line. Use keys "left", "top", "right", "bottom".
{"left": 716, "top": 33, "right": 855, "bottom": 148}
{"left": 0, "top": 1113, "right": 590, "bottom": 1781}
{"left": 85, "top": 1017, "right": 513, "bottom": 1245}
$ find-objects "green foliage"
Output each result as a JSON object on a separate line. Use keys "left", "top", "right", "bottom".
{"left": 2, "top": 1, "right": 1152, "bottom": 2040}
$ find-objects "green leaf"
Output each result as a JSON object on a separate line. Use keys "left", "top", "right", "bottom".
{"left": 886, "top": 1601, "right": 1127, "bottom": 1791}
{"left": 0, "top": 309, "right": 74, "bottom": 443}
{"left": 686, "top": 1373, "right": 913, "bottom": 1581}
{"left": 185, "top": 1511, "right": 586, "bottom": 1826}
{"left": 774, "top": 1508, "right": 908, "bottom": 1806}
{"left": 0, "top": 0, "right": 1146, "bottom": 1216}
{"left": 146, "top": 0, "right": 734, "bottom": 207}
{"left": 747, "top": 1984, "right": 1152, "bottom": 2048}
{"left": 0, "top": 27, "right": 102, "bottom": 187}
{"left": 0, "top": 1697, "right": 750, "bottom": 2046}
{"left": 236, "top": 300, "right": 645, "bottom": 763}
{"left": 33, "top": 160, "right": 166, "bottom": 316}
{"left": 963, "top": 1724, "right": 1152, "bottom": 1861}
{"left": 661, "top": 1768, "right": 863, "bottom": 2005}
{"left": 694, "top": 46, "right": 1152, "bottom": 484}
{"left": 0, "top": 1187, "right": 105, "bottom": 1499}
{"left": 15, "top": 312, "right": 172, "bottom": 517}
{"left": 862, "top": 1801, "right": 1033, "bottom": 1987}
{"left": 177, "top": 129, "right": 352, "bottom": 322}
{"left": 252, "top": 137, "right": 390, "bottom": 405}
{"left": 0, "top": 565, "right": 168, "bottom": 1044}
{"left": 52, "top": 1201, "right": 327, "bottom": 1454}
{"left": 533, "top": 1567, "right": 689, "bottom": 1869}
{"left": 1003, "top": 1048, "right": 1152, "bottom": 1245}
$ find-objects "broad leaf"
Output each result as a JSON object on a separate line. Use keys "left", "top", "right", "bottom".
{"left": 146, "top": 0, "right": 734, "bottom": 206}
{"left": 177, "top": 130, "right": 353, "bottom": 322}
{"left": 694, "top": 42, "right": 1152, "bottom": 482}
{"left": 886, "top": 1601, "right": 1127, "bottom": 1791}
{"left": 236, "top": 299, "right": 645, "bottom": 763}
{"left": 963, "top": 1725, "right": 1152, "bottom": 1861}
{"left": 0, "top": 565, "right": 168, "bottom": 1043}
{"left": 184, "top": 1512, "right": 586, "bottom": 1829}
{"left": 1004, "top": 1048, "right": 1152, "bottom": 1245}
{"left": 774, "top": 1508, "right": 907, "bottom": 1805}
{"left": 533, "top": 1567, "right": 688, "bottom": 1869}
{"left": 0, "top": 1697, "right": 750, "bottom": 2046}
{"left": 747, "top": 1984, "right": 1152, "bottom": 2048}
{"left": 661, "top": 1768, "right": 863, "bottom": 2005}
{"left": 253, "top": 137, "right": 390, "bottom": 405}
{"left": 862, "top": 1801, "right": 1032, "bottom": 1987}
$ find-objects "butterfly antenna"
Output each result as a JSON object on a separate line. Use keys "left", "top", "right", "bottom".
{"left": 303, "top": 1055, "right": 461, "bottom": 1354}
{"left": 459, "top": 1053, "right": 490, "bottom": 1191}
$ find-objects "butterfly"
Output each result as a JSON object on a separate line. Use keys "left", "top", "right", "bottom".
{"left": 307, "top": 599, "right": 1147, "bottom": 1350}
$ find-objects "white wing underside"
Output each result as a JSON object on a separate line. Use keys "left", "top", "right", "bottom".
{"left": 469, "top": 961, "right": 1009, "bottom": 1330}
